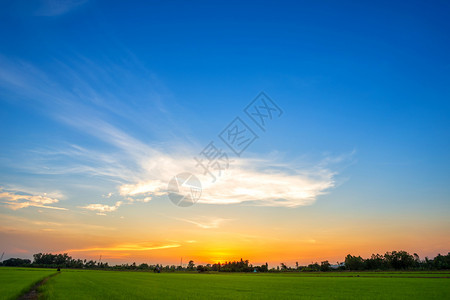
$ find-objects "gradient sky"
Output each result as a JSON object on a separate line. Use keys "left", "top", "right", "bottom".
{"left": 0, "top": 0, "right": 449, "bottom": 267}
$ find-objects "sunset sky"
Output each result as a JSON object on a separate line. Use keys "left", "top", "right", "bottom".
{"left": 1, "top": 1, "right": 449, "bottom": 267}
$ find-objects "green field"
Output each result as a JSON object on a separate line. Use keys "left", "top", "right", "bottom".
{"left": 1, "top": 268, "right": 449, "bottom": 299}
{"left": 0, "top": 267, "right": 57, "bottom": 300}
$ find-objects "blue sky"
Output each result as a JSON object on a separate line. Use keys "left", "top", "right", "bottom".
{"left": 0, "top": 1, "right": 449, "bottom": 263}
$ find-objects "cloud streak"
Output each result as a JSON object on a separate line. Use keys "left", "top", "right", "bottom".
{"left": 173, "top": 217, "right": 232, "bottom": 229}
{"left": 34, "top": 0, "right": 88, "bottom": 16}
{"left": 0, "top": 188, "right": 67, "bottom": 210}
{"left": 81, "top": 201, "right": 122, "bottom": 213}
{"left": 64, "top": 243, "right": 180, "bottom": 252}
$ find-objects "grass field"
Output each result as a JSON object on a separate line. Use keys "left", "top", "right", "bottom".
{"left": 1, "top": 268, "right": 449, "bottom": 299}
{"left": 38, "top": 269, "right": 450, "bottom": 299}
{"left": 0, "top": 267, "right": 56, "bottom": 300}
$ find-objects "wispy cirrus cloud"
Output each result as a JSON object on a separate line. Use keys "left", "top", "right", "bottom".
{"left": 34, "top": 0, "right": 88, "bottom": 16}
{"left": 0, "top": 188, "right": 67, "bottom": 210}
{"left": 6, "top": 119, "right": 343, "bottom": 209}
{"left": 173, "top": 217, "right": 232, "bottom": 229}
{"left": 64, "top": 243, "right": 180, "bottom": 253}
{"left": 0, "top": 56, "right": 350, "bottom": 210}
{"left": 50, "top": 128, "right": 342, "bottom": 208}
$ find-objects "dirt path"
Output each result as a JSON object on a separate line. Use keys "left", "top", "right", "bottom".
{"left": 18, "top": 272, "right": 60, "bottom": 300}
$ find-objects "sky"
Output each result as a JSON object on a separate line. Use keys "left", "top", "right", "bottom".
{"left": 0, "top": 0, "right": 449, "bottom": 267}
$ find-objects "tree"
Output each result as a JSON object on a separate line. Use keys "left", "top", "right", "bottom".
{"left": 432, "top": 253, "right": 450, "bottom": 270}
{"left": 197, "top": 265, "right": 206, "bottom": 272}
{"left": 364, "top": 254, "right": 385, "bottom": 270}
{"left": 320, "top": 261, "right": 331, "bottom": 272}
{"left": 2, "top": 258, "right": 31, "bottom": 267}
{"left": 384, "top": 251, "right": 415, "bottom": 270}
{"left": 345, "top": 255, "right": 365, "bottom": 270}
{"left": 304, "top": 262, "right": 320, "bottom": 272}
{"left": 211, "top": 262, "right": 221, "bottom": 271}
{"left": 187, "top": 260, "right": 195, "bottom": 270}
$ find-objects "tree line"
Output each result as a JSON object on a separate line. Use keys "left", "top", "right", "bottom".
{"left": 0, "top": 250, "right": 449, "bottom": 272}
{"left": 343, "top": 251, "right": 450, "bottom": 271}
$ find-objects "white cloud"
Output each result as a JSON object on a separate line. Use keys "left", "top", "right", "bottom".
{"left": 81, "top": 201, "right": 122, "bottom": 213}
{"left": 117, "top": 153, "right": 338, "bottom": 208}
{"left": 0, "top": 188, "right": 67, "bottom": 210}
{"left": 200, "top": 159, "right": 335, "bottom": 207}
{"left": 120, "top": 181, "right": 164, "bottom": 197}
{"left": 44, "top": 141, "right": 341, "bottom": 208}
